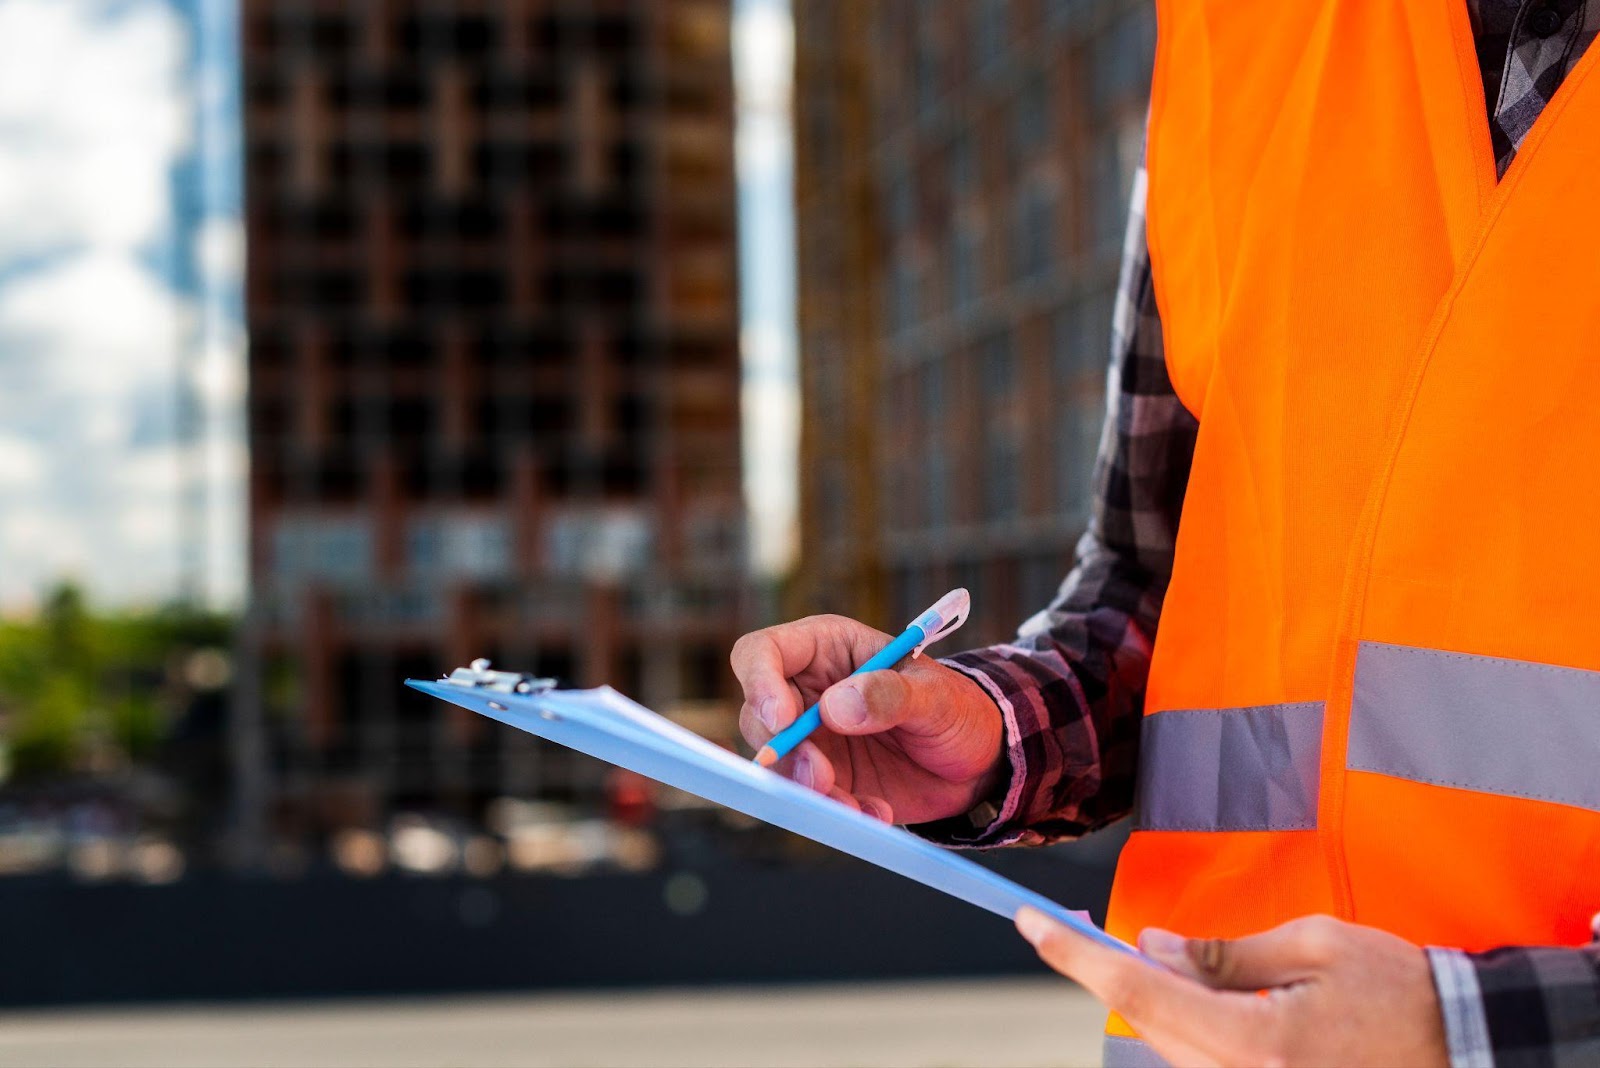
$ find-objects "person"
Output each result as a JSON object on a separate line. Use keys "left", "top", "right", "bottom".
{"left": 732, "top": 2, "right": 1600, "bottom": 1064}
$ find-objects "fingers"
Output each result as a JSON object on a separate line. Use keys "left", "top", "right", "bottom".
{"left": 784, "top": 742, "right": 892, "bottom": 822}
{"left": 789, "top": 740, "right": 835, "bottom": 795}
{"left": 1139, "top": 914, "right": 1340, "bottom": 991}
{"left": 731, "top": 617, "right": 891, "bottom": 749}
{"left": 818, "top": 669, "right": 915, "bottom": 735}
{"left": 737, "top": 683, "right": 799, "bottom": 748}
{"left": 731, "top": 628, "right": 805, "bottom": 746}
{"left": 1138, "top": 929, "right": 1207, "bottom": 981}
{"left": 831, "top": 791, "right": 893, "bottom": 822}
{"left": 857, "top": 795, "right": 895, "bottom": 823}
{"left": 826, "top": 787, "right": 893, "bottom": 823}
{"left": 827, "top": 787, "right": 860, "bottom": 811}
{"left": 1016, "top": 908, "right": 1267, "bottom": 1065}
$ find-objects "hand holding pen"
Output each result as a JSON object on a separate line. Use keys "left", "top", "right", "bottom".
{"left": 752, "top": 589, "right": 973, "bottom": 766}
{"left": 731, "top": 590, "right": 1009, "bottom": 825}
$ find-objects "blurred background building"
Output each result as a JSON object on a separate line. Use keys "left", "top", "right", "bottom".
{"left": 0, "top": 0, "right": 1154, "bottom": 1015}
{"left": 239, "top": 0, "right": 747, "bottom": 852}
{"left": 793, "top": 0, "right": 1153, "bottom": 642}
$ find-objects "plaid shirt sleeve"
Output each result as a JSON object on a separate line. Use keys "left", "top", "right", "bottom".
{"left": 913, "top": 164, "right": 1198, "bottom": 847}
{"left": 1429, "top": 940, "right": 1600, "bottom": 1068}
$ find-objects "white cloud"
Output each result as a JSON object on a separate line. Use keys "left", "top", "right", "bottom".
{"left": 733, "top": 1, "right": 794, "bottom": 183}
{"left": 740, "top": 321, "right": 795, "bottom": 381}
{"left": 115, "top": 442, "right": 185, "bottom": 499}
{"left": 0, "top": 0, "right": 226, "bottom": 610}
{"left": 116, "top": 499, "right": 177, "bottom": 554}
{"left": 0, "top": 251, "right": 192, "bottom": 602}
{"left": 0, "top": 0, "right": 190, "bottom": 259}
{"left": 733, "top": 1, "right": 793, "bottom": 113}
{"left": 0, "top": 511, "right": 91, "bottom": 601}
{"left": 194, "top": 215, "right": 243, "bottom": 287}
{"left": 737, "top": 112, "right": 793, "bottom": 182}
{"left": 741, "top": 376, "right": 799, "bottom": 576}
{"left": 733, "top": 1, "right": 800, "bottom": 576}
{"left": 0, "top": 435, "right": 45, "bottom": 490}
{"left": 0, "top": 250, "right": 187, "bottom": 398}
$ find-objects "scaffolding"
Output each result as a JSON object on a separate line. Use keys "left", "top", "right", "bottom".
{"left": 234, "top": 0, "right": 747, "bottom": 859}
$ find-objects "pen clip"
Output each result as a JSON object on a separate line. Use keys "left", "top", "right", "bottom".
{"left": 909, "top": 587, "right": 971, "bottom": 658}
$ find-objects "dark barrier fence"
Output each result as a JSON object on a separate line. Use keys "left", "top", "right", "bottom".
{"left": 0, "top": 837, "right": 1120, "bottom": 1006}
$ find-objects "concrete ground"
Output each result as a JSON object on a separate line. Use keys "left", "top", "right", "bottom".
{"left": 0, "top": 979, "right": 1107, "bottom": 1067}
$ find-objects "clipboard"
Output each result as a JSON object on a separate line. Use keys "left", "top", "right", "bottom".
{"left": 407, "top": 675, "right": 1138, "bottom": 956}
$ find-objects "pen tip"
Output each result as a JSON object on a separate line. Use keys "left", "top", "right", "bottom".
{"left": 754, "top": 746, "right": 778, "bottom": 768}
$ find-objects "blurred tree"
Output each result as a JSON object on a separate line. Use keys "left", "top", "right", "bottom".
{"left": 0, "top": 581, "right": 236, "bottom": 781}
{"left": 42, "top": 583, "right": 92, "bottom": 675}
{"left": 9, "top": 674, "right": 89, "bottom": 777}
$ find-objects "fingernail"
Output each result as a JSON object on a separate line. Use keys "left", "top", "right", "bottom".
{"left": 1139, "top": 928, "right": 1186, "bottom": 963}
{"left": 757, "top": 695, "right": 779, "bottom": 733}
{"left": 1015, "top": 907, "right": 1051, "bottom": 946}
{"left": 827, "top": 683, "right": 867, "bottom": 727}
{"left": 860, "top": 798, "right": 885, "bottom": 821}
{"left": 794, "top": 751, "right": 814, "bottom": 790}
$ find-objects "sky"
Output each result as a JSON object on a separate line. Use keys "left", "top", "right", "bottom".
{"left": 733, "top": 0, "right": 800, "bottom": 577}
{"left": 0, "top": 0, "right": 245, "bottom": 613}
{"left": 0, "top": 0, "right": 796, "bottom": 612}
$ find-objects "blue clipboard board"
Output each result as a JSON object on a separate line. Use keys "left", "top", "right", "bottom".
{"left": 407, "top": 678, "right": 1139, "bottom": 957}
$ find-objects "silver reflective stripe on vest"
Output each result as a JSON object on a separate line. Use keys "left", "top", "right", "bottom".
{"left": 1350, "top": 641, "right": 1600, "bottom": 811}
{"left": 1135, "top": 702, "right": 1324, "bottom": 831}
{"left": 1103, "top": 1035, "right": 1170, "bottom": 1067}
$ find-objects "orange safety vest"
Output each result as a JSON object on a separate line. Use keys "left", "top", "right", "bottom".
{"left": 1106, "top": 2, "right": 1600, "bottom": 1062}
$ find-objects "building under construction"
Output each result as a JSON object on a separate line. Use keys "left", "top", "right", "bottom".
{"left": 240, "top": 0, "right": 744, "bottom": 836}
{"left": 792, "top": 0, "right": 1153, "bottom": 643}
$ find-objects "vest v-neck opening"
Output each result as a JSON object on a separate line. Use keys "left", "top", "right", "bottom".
{"left": 1443, "top": 0, "right": 1600, "bottom": 205}
{"left": 1444, "top": 0, "right": 1500, "bottom": 205}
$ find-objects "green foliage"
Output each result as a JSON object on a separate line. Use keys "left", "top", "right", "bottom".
{"left": 0, "top": 581, "right": 237, "bottom": 781}
{"left": 8, "top": 674, "right": 89, "bottom": 777}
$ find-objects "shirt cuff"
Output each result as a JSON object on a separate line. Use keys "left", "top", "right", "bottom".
{"left": 1464, "top": 941, "right": 1600, "bottom": 1065}
{"left": 906, "top": 652, "right": 1066, "bottom": 848}
{"left": 1427, "top": 947, "right": 1494, "bottom": 1068}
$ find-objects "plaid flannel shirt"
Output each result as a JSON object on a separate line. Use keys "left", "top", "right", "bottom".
{"left": 919, "top": 4, "right": 1600, "bottom": 1065}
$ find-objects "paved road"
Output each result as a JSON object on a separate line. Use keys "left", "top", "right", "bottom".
{"left": 0, "top": 979, "right": 1107, "bottom": 1067}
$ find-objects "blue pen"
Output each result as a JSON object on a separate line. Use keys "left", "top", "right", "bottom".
{"left": 753, "top": 588, "right": 972, "bottom": 767}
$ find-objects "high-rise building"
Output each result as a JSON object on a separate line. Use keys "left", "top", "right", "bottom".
{"left": 240, "top": 0, "right": 743, "bottom": 831}
{"left": 793, "top": 0, "right": 1153, "bottom": 643}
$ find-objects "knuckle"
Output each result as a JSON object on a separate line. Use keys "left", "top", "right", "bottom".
{"left": 1192, "top": 937, "right": 1231, "bottom": 979}
{"left": 729, "top": 630, "right": 763, "bottom": 665}
{"left": 863, "top": 668, "right": 908, "bottom": 704}
{"left": 1103, "top": 973, "right": 1146, "bottom": 1018}
{"left": 1280, "top": 914, "right": 1318, "bottom": 939}
{"left": 1295, "top": 913, "right": 1342, "bottom": 956}
{"left": 1299, "top": 913, "right": 1337, "bottom": 933}
{"left": 731, "top": 627, "right": 790, "bottom": 677}
{"left": 817, "top": 613, "right": 879, "bottom": 645}
{"left": 798, "top": 613, "right": 845, "bottom": 633}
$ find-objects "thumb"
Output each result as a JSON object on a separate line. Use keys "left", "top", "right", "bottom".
{"left": 1139, "top": 916, "right": 1339, "bottom": 991}
{"left": 818, "top": 669, "right": 914, "bottom": 735}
